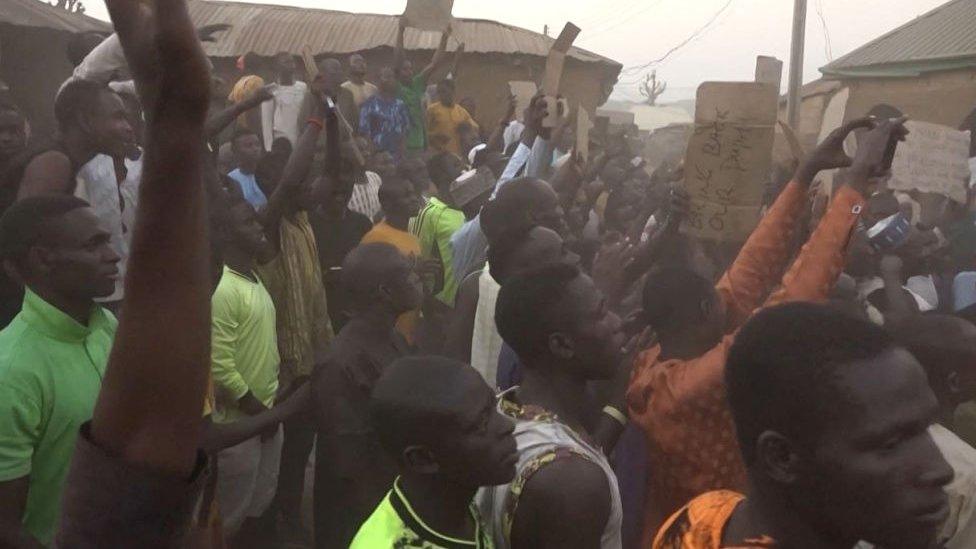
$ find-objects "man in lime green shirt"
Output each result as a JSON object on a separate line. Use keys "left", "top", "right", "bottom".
{"left": 394, "top": 16, "right": 455, "bottom": 155}
{"left": 0, "top": 195, "right": 120, "bottom": 546}
{"left": 350, "top": 356, "right": 516, "bottom": 548}
{"left": 209, "top": 198, "right": 283, "bottom": 538}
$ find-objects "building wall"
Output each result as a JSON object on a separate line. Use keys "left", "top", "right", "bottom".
{"left": 212, "top": 48, "right": 616, "bottom": 130}
{"left": 843, "top": 68, "right": 976, "bottom": 128}
{"left": 1, "top": 25, "right": 75, "bottom": 139}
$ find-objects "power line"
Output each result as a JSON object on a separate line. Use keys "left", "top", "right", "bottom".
{"left": 619, "top": 0, "right": 735, "bottom": 75}
{"left": 814, "top": 0, "right": 833, "bottom": 61}
{"left": 585, "top": 0, "right": 664, "bottom": 38}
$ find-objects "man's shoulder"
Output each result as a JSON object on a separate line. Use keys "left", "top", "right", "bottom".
{"left": 0, "top": 324, "right": 54, "bottom": 389}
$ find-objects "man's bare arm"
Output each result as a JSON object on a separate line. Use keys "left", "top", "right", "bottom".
{"left": 510, "top": 458, "right": 611, "bottom": 549}
{"left": 16, "top": 152, "right": 74, "bottom": 199}
{"left": 91, "top": 0, "right": 213, "bottom": 477}
{"left": 419, "top": 28, "right": 452, "bottom": 85}
{"left": 263, "top": 102, "right": 326, "bottom": 237}
{"left": 205, "top": 85, "right": 272, "bottom": 139}
{"left": 0, "top": 478, "right": 42, "bottom": 549}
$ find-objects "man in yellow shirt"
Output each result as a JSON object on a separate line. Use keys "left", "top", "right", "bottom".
{"left": 427, "top": 78, "right": 478, "bottom": 158}
{"left": 362, "top": 177, "right": 422, "bottom": 342}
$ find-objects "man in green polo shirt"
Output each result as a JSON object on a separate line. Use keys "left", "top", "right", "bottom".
{"left": 0, "top": 195, "right": 120, "bottom": 546}
{"left": 394, "top": 16, "right": 454, "bottom": 155}
{"left": 209, "top": 196, "right": 283, "bottom": 541}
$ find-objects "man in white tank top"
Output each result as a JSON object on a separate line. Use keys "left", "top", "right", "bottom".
{"left": 477, "top": 262, "right": 632, "bottom": 548}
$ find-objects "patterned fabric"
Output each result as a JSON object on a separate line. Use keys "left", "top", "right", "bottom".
{"left": 350, "top": 477, "right": 493, "bottom": 548}
{"left": 360, "top": 94, "right": 412, "bottom": 158}
{"left": 627, "top": 181, "right": 866, "bottom": 546}
{"left": 653, "top": 490, "right": 776, "bottom": 549}
{"left": 349, "top": 171, "right": 383, "bottom": 221}
{"left": 477, "top": 391, "right": 623, "bottom": 548}
{"left": 256, "top": 212, "right": 333, "bottom": 384}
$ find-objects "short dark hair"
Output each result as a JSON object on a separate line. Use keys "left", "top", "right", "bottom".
{"left": 377, "top": 175, "right": 412, "bottom": 210}
{"left": 0, "top": 194, "right": 90, "bottom": 268}
{"left": 55, "top": 79, "right": 111, "bottom": 131}
{"left": 889, "top": 314, "right": 976, "bottom": 396}
{"left": 426, "top": 151, "right": 462, "bottom": 189}
{"left": 641, "top": 265, "right": 714, "bottom": 332}
{"left": 481, "top": 178, "right": 553, "bottom": 243}
{"left": 438, "top": 78, "right": 455, "bottom": 90}
{"left": 495, "top": 262, "right": 581, "bottom": 362}
{"left": 342, "top": 242, "right": 408, "bottom": 308}
{"left": 231, "top": 127, "right": 259, "bottom": 145}
{"left": 370, "top": 356, "right": 475, "bottom": 458}
{"left": 726, "top": 302, "right": 896, "bottom": 465}
{"left": 487, "top": 223, "right": 536, "bottom": 283}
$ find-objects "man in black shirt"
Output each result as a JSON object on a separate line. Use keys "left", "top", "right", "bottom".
{"left": 308, "top": 173, "right": 372, "bottom": 333}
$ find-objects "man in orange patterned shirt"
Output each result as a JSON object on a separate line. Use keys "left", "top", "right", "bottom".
{"left": 628, "top": 117, "right": 895, "bottom": 545}
{"left": 655, "top": 301, "right": 952, "bottom": 549}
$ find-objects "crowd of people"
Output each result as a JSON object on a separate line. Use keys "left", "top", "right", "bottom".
{"left": 0, "top": 0, "right": 975, "bottom": 548}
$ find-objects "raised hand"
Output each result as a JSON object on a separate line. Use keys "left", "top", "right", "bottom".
{"left": 197, "top": 23, "right": 232, "bottom": 42}
{"left": 106, "top": 0, "right": 211, "bottom": 123}
{"left": 849, "top": 117, "right": 910, "bottom": 193}
{"left": 796, "top": 116, "right": 877, "bottom": 186}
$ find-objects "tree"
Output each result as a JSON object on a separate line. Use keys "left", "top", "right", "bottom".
{"left": 639, "top": 70, "right": 667, "bottom": 106}
{"left": 52, "top": 0, "right": 86, "bottom": 13}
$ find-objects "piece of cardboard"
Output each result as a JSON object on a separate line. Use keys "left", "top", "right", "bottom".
{"left": 509, "top": 81, "right": 537, "bottom": 122}
{"left": 541, "top": 22, "right": 580, "bottom": 96}
{"left": 888, "top": 120, "right": 971, "bottom": 204}
{"left": 301, "top": 45, "right": 318, "bottom": 78}
{"left": 754, "top": 56, "right": 783, "bottom": 87}
{"left": 576, "top": 105, "right": 592, "bottom": 163}
{"left": 683, "top": 81, "right": 778, "bottom": 241}
{"left": 403, "top": 0, "right": 455, "bottom": 32}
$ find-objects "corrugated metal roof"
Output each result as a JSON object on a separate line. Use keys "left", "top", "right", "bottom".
{"left": 187, "top": 0, "right": 620, "bottom": 67}
{"left": 822, "top": 0, "right": 976, "bottom": 76}
{"left": 0, "top": 0, "right": 109, "bottom": 33}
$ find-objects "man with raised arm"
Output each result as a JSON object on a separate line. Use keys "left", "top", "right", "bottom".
{"left": 394, "top": 17, "right": 453, "bottom": 156}
{"left": 628, "top": 118, "right": 906, "bottom": 544}
{"left": 54, "top": 0, "right": 215, "bottom": 544}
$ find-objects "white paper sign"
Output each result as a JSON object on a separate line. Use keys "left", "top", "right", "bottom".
{"left": 889, "top": 121, "right": 971, "bottom": 204}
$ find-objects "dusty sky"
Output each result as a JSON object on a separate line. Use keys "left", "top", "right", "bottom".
{"left": 81, "top": 0, "right": 947, "bottom": 102}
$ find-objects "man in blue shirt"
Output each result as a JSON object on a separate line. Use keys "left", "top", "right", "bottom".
{"left": 227, "top": 128, "right": 267, "bottom": 210}
{"left": 359, "top": 68, "right": 411, "bottom": 160}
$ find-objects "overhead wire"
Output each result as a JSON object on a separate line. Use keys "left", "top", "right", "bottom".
{"left": 585, "top": 0, "right": 664, "bottom": 38}
{"left": 814, "top": 0, "right": 833, "bottom": 61}
{"left": 618, "top": 0, "right": 735, "bottom": 76}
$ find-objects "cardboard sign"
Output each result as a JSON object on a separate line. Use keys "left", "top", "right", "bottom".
{"left": 683, "top": 82, "right": 778, "bottom": 241}
{"left": 754, "top": 56, "right": 783, "bottom": 87}
{"left": 541, "top": 22, "right": 580, "bottom": 96}
{"left": 576, "top": 105, "right": 592, "bottom": 163}
{"left": 508, "top": 81, "right": 537, "bottom": 122}
{"left": 888, "top": 120, "right": 971, "bottom": 204}
{"left": 403, "top": 0, "right": 455, "bottom": 32}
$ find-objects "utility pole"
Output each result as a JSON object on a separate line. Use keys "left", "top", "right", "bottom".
{"left": 786, "top": 0, "right": 807, "bottom": 130}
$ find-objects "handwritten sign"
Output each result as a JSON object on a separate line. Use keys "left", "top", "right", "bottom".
{"left": 403, "top": 0, "right": 455, "bottom": 32}
{"left": 683, "top": 82, "right": 778, "bottom": 241}
{"left": 888, "top": 120, "right": 971, "bottom": 204}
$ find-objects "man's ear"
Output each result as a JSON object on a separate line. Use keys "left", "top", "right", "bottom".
{"left": 756, "top": 430, "right": 802, "bottom": 484}
{"left": 402, "top": 445, "right": 440, "bottom": 475}
{"left": 548, "top": 331, "right": 575, "bottom": 360}
{"left": 946, "top": 370, "right": 962, "bottom": 397}
{"left": 77, "top": 111, "right": 96, "bottom": 138}
{"left": 25, "top": 246, "right": 55, "bottom": 279}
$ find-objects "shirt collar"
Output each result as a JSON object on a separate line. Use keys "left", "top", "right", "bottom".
{"left": 390, "top": 477, "right": 482, "bottom": 548}
{"left": 20, "top": 289, "right": 106, "bottom": 343}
